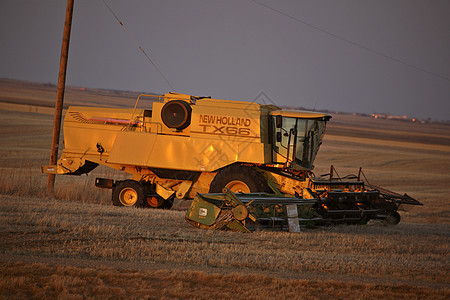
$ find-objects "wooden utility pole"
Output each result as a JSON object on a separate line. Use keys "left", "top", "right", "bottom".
{"left": 47, "top": 0, "right": 75, "bottom": 193}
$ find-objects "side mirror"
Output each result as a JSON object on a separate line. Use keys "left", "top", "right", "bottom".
{"left": 275, "top": 115, "right": 282, "bottom": 128}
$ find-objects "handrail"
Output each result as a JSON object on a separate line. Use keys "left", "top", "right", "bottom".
{"left": 130, "top": 94, "right": 163, "bottom": 123}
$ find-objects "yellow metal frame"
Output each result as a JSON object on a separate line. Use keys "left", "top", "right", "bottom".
{"left": 43, "top": 93, "right": 330, "bottom": 200}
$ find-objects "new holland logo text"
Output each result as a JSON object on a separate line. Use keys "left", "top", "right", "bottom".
{"left": 198, "top": 114, "right": 252, "bottom": 136}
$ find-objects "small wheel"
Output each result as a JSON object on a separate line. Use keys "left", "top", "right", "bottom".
{"left": 145, "top": 195, "right": 174, "bottom": 209}
{"left": 225, "top": 180, "right": 251, "bottom": 193}
{"left": 383, "top": 211, "right": 401, "bottom": 225}
{"left": 209, "top": 164, "right": 270, "bottom": 193}
{"left": 112, "top": 180, "right": 146, "bottom": 207}
{"left": 146, "top": 196, "right": 165, "bottom": 208}
{"left": 232, "top": 204, "right": 249, "bottom": 221}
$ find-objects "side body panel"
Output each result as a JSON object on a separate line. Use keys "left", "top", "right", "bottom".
{"left": 59, "top": 98, "right": 275, "bottom": 174}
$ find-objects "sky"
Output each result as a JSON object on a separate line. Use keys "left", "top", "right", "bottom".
{"left": 1, "top": 0, "right": 449, "bottom": 120}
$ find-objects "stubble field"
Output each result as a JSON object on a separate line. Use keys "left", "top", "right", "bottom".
{"left": 0, "top": 79, "right": 449, "bottom": 299}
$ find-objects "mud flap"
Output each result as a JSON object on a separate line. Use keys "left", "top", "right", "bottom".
{"left": 155, "top": 183, "right": 175, "bottom": 200}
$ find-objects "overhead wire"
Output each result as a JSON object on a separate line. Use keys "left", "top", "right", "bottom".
{"left": 250, "top": 0, "right": 450, "bottom": 82}
{"left": 100, "top": 0, "right": 175, "bottom": 91}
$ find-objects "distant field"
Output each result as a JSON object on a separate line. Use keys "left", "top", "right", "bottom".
{"left": 0, "top": 78, "right": 153, "bottom": 109}
{"left": 0, "top": 79, "right": 449, "bottom": 298}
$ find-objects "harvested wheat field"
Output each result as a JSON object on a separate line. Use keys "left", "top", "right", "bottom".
{"left": 0, "top": 80, "right": 449, "bottom": 299}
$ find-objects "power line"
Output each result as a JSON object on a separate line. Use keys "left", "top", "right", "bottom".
{"left": 101, "top": 0, "right": 175, "bottom": 91}
{"left": 250, "top": 0, "right": 450, "bottom": 82}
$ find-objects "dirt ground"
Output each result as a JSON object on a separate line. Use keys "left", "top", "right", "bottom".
{"left": 0, "top": 80, "right": 449, "bottom": 298}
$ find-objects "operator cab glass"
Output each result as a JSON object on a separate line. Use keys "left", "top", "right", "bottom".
{"left": 271, "top": 111, "right": 331, "bottom": 170}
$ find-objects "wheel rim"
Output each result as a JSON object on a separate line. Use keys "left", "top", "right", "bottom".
{"left": 119, "top": 188, "right": 138, "bottom": 206}
{"left": 224, "top": 180, "right": 251, "bottom": 193}
{"left": 147, "top": 196, "right": 164, "bottom": 208}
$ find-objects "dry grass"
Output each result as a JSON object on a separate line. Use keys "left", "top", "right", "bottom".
{"left": 0, "top": 195, "right": 449, "bottom": 298}
{"left": 1, "top": 262, "right": 448, "bottom": 300}
{"left": 0, "top": 156, "right": 121, "bottom": 206}
{"left": 0, "top": 80, "right": 449, "bottom": 298}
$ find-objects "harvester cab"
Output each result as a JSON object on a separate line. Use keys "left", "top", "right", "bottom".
{"left": 270, "top": 110, "right": 330, "bottom": 170}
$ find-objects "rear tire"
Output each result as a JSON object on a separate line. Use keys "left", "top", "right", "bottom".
{"left": 112, "top": 180, "right": 146, "bottom": 207}
{"left": 209, "top": 165, "right": 270, "bottom": 193}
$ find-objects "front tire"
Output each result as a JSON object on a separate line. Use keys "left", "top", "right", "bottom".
{"left": 209, "top": 164, "right": 270, "bottom": 193}
{"left": 112, "top": 180, "right": 146, "bottom": 207}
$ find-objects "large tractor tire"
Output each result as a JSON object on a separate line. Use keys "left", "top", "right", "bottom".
{"left": 112, "top": 180, "right": 146, "bottom": 207}
{"left": 209, "top": 164, "right": 270, "bottom": 194}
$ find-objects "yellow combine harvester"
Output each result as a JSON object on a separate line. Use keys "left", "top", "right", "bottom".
{"left": 42, "top": 93, "right": 421, "bottom": 226}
